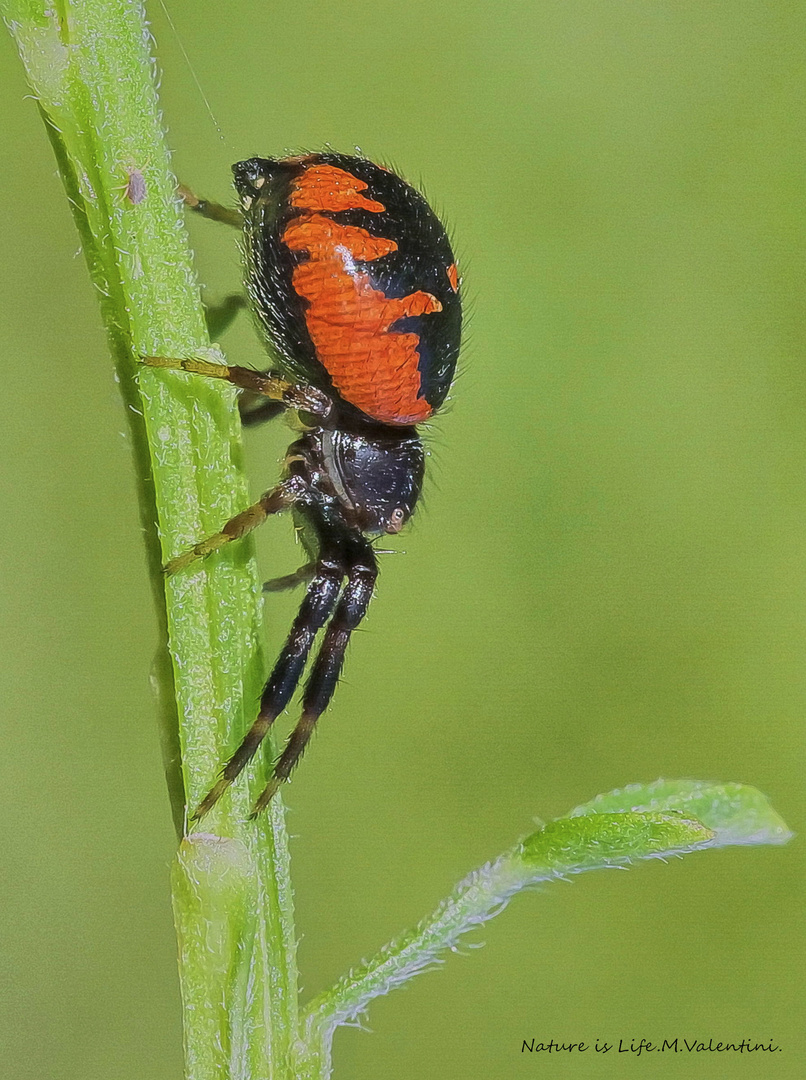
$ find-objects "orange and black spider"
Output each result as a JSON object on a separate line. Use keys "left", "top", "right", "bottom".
{"left": 145, "top": 153, "right": 462, "bottom": 817}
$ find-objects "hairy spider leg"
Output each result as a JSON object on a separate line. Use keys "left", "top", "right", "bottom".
{"left": 140, "top": 355, "right": 333, "bottom": 418}
{"left": 178, "top": 183, "right": 243, "bottom": 228}
{"left": 262, "top": 562, "right": 316, "bottom": 593}
{"left": 176, "top": 189, "right": 294, "bottom": 428}
{"left": 251, "top": 534, "right": 378, "bottom": 815}
{"left": 176, "top": 186, "right": 253, "bottom": 371}
{"left": 163, "top": 482, "right": 298, "bottom": 575}
{"left": 193, "top": 516, "right": 347, "bottom": 819}
{"left": 204, "top": 293, "right": 249, "bottom": 341}
{"left": 240, "top": 398, "right": 287, "bottom": 427}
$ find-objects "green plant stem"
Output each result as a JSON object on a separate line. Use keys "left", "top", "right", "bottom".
{"left": 300, "top": 780, "right": 791, "bottom": 1071}
{"left": 2, "top": 2, "right": 299, "bottom": 1077}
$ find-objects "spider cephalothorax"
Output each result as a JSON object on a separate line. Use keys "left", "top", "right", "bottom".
{"left": 145, "top": 153, "right": 460, "bottom": 816}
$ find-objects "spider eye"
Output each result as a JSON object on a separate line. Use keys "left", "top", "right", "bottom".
{"left": 386, "top": 507, "right": 406, "bottom": 534}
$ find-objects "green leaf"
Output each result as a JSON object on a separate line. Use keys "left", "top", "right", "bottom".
{"left": 515, "top": 811, "right": 713, "bottom": 875}
{"left": 568, "top": 779, "right": 793, "bottom": 847}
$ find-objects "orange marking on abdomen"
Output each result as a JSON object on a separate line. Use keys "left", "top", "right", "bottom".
{"left": 289, "top": 164, "right": 386, "bottom": 214}
{"left": 447, "top": 263, "right": 459, "bottom": 292}
{"left": 282, "top": 213, "right": 442, "bottom": 425}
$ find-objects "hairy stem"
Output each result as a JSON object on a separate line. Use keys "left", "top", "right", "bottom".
{"left": 3, "top": 2, "right": 300, "bottom": 1077}
{"left": 301, "top": 780, "right": 791, "bottom": 1068}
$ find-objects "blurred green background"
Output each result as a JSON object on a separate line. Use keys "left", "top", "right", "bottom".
{"left": 1, "top": 1, "right": 803, "bottom": 1077}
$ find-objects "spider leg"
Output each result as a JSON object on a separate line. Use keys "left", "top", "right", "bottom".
{"left": 192, "top": 529, "right": 346, "bottom": 820}
{"left": 204, "top": 293, "right": 248, "bottom": 340}
{"left": 164, "top": 481, "right": 298, "bottom": 575}
{"left": 178, "top": 184, "right": 243, "bottom": 228}
{"left": 239, "top": 397, "right": 286, "bottom": 427}
{"left": 141, "top": 355, "right": 332, "bottom": 419}
{"left": 251, "top": 535, "right": 378, "bottom": 814}
{"left": 262, "top": 562, "right": 316, "bottom": 593}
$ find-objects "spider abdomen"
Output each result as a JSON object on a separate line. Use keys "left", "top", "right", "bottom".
{"left": 235, "top": 153, "right": 462, "bottom": 426}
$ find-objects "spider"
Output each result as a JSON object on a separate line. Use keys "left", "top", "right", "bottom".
{"left": 144, "top": 153, "right": 462, "bottom": 817}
